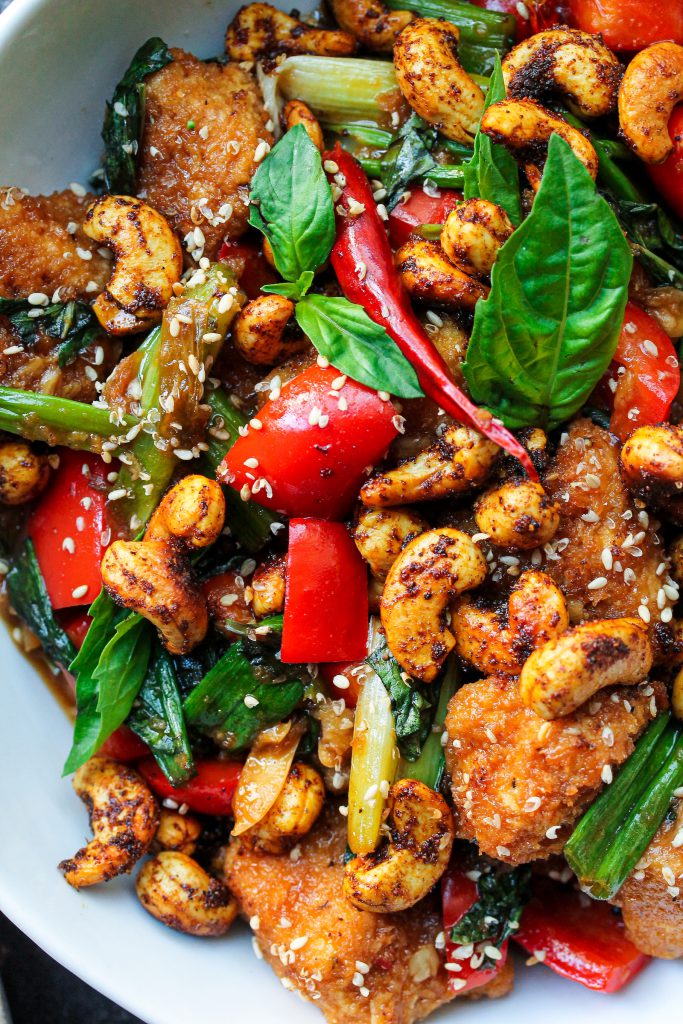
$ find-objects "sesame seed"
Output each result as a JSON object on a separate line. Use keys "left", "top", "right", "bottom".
{"left": 545, "top": 825, "right": 560, "bottom": 839}
{"left": 663, "top": 866, "right": 676, "bottom": 886}
{"left": 28, "top": 292, "right": 49, "bottom": 306}
{"left": 601, "top": 548, "right": 613, "bottom": 571}
{"left": 496, "top": 845, "right": 511, "bottom": 858}
{"left": 174, "top": 449, "right": 195, "bottom": 461}
{"left": 587, "top": 576, "right": 608, "bottom": 590}
{"left": 331, "top": 375, "right": 347, "bottom": 390}
{"left": 638, "top": 605, "right": 651, "bottom": 623}
{"left": 290, "top": 935, "right": 308, "bottom": 950}
{"left": 359, "top": 987, "right": 370, "bottom": 998}
{"left": 642, "top": 339, "right": 659, "bottom": 357}
{"left": 75, "top": 247, "right": 92, "bottom": 261}
{"left": 581, "top": 510, "right": 599, "bottom": 523}
{"left": 244, "top": 694, "right": 259, "bottom": 708}
{"left": 253, "top": 140, "right": 270, "bottom": 162}
{"left": 450, "top": 978, "right": 468, "bottom": 991}
{"left": 601, "top": 764, "right": 613, "bottom": 784}
{"left": 71, "top": 585, "right": 88, "bottom": 600}
{"left": 323, "top": 160, "right": 339, "bottom": 174}
{"left": 333, "top": 674, "right": 349, "bottom": 689}
{"left": 3, "top": 345, "right": 23, "bottom": 355}
{"left": 107, "top": 488, "right": 128, "bottom": 501}
{"left": 378, "top": 391, "right": 390, "bottom": 402}
{"left": 69, "top": 181, "right": 86, "bottom": 196}
{"left": 524, "top": 796, "right": 542, "bottom": 812}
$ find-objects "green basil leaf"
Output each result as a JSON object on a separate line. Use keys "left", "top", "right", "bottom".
{"left": 6, "top": 539, "right": 77, "bottom": 668}
{"left": 296, "top": 294, "right": 424, "bottom": 399}
{"left": 261, "top": 270, "right": 315, "bottom": 301}
{"left": 450, "top": 862, "right": 532, "bottom": 951}
{"left": 102, "top": 37, "right": 172, "bottom": 193}
{"left": 249, "top": 124, "right": 335, "bottom": 282}
{"left": 382, "top": 115, "right": 439, "bottom": 211}
{"left": 368, "top": 640, "right": 433, "bottom": 762}
{"left": 0, "top": 297, "right": 102, "bottom": 366}
{"left": 128, "top": 643, "right": 194, "bottom": 785}
{"left": 463, "top": 134, "right": 632, "bottom": 430}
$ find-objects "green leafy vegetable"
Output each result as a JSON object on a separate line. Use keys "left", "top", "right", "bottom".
{"left": 450, "top": 862, "right": 532, "bottom": 950}
{"left": 296, "top": 294, "right": 424, "bottom": 399}
{"left": 399, "top": 657, "right": 459, "bottom": 788}
{"left": 102, "top": 37, "right": 172, "bottom": 193}
{"left": 463, "top": 134, "right": 632, "bottom": 430}
{"left": 381, "top": 116, "right": 439, "bottom": 210}
{"left": 0, "top": 385, "right": 134, "bottom": 452}
{"left": 368, "top": 640, "right": 433, "bottom": 762}
{"left": 0, "top": 297, "right": 102, "bottom": 367}
{"left": 128, "top": 643, "right": 194, "bottom": 785}
{"left": 6, "top": 539, "right": 76, "bottom": 668}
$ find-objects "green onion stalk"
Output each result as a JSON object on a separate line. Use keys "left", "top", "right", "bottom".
{"left": 0, "top": 386, "right": 136, "bottom": 450}
{"left": 398, "top": 657, "right": 460, "bottom": 789}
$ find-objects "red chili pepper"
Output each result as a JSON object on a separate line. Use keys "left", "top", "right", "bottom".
{"left": 98, "top": 725, "right": 150, "bottom": 762}
{"left": 513, "top": 883, "right": 650, "bottom": 992}
{"left": 281, "top": 519, "right": 369, "bottom": 664}
{"left": 218, "top": 239, "right": 279, "bottom": 299}
{"left": 388, "top": 186, "right": 462, "bottom": 249}
{"left": 325, "top": 145, "right": 538, "bottom": 481}
{"left": 319, "top": 661, "right": 365, "bottom": 707}
{"left": 567, "top": 0, "right": 683, "bottom": 50}
{"left": 29, "top": 450, "right": 111, "bottom": 610}
{"left": 220, "top": 364, "right": 398, "bottom": 520}
{"left": 138, "top": 757, "right": 242, "bottom": 815}
{"left": 441, "top": 866, "right": 508, "bottom": 994}
{"left": 647, "top": 106, "right": 683, "bottom": 222}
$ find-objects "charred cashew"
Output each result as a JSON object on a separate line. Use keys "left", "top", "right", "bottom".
{"left": 59, "top": 757, "right": 159, "bottom": 888}
{"left": 441, "top": 199, "right": 514, "bottom": 279}
{"left": 674, "top": 668, "right": 683, "bottom": 722}
{"left": 145, "top": 475, "right": 226, "bottom": 548}
{"left": 152, "top": 808, "right": 202, "bottom": 856}
{"left": 519, "top": 617, "right": 653, "bottom": 719}
{"left": 453, "top": 569, "right": 569, "bottom": 675}
{"left": 330, "top": 0, "right": 413, "bottom": 52}
{"left": 136, "top": 851, "right": 237, "bottom": 936}
{"left": 283, "top": 99, "right": 323, "bottom": 151}
{"left": 381, "top": 527, "right": 487, "bottom": 682}
{"left": 83, "top": 196, "right": 182, "bottom": 335}
{"left": 503, "top": 27, "right": 622, "bottom": 119}
{"left": 0, "top": 440, "right": 49, "bottom": 505}
{"left": 474, "top": 479, "right": 560, "bottom": 550}
{"left": 621, "top": 425, "right": 683, "bottom": 501}
{"left": 619, "top": 42, "right": 683, "bottom": 164}
{"left": 343, "top": 779, "right": 454, "bottom": 912}
{"left": 353, "top": 507, "right": 427, "bottom": 580}
{"left": 394, "top": 19, "right": 485, "bottom": 144}
{"left": 250, "top": 555, "right": 286, "bottom": 616}
{"left": 480, "top": 98, "right": 598, "bottom": 191}
{"left": 395, "top": 239, "right": 489, "bottom": 310}
{"left": 248, "top": 763, "right": 325, "bottom": 853}
{"left": 233, "top": 294, "right": 309, "bottom": 365}
{"left": 361, "top": 425, "right": 499, "bottom": 506}
{"left": 225, "top": 3, "right": 356, "bottom": 60}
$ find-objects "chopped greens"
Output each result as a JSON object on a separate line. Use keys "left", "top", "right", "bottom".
{"left": 399, "top": 658, "right": 460, "bottom": 788}
{"left": 0, "top": 298, "right": 102, "bottom": 367}
{"left": 368, "top": 638, "right": 434, "bottom": 762}
{"left": 449, "top": 861, "right": 532, "bottom": 950}
{"left": 6, "top": 539, "right": 77, "bottom": 668}
{"left": 128, "top": 643, "right": 194, "bottom": 785}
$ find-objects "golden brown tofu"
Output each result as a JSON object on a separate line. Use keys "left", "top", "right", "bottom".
{"left": 137, "top": 50, "right": 272, "bottom": 260}
{"left": 615, "top": 799, "right": 683, "bottom": 958}
{"left": 224, "top": 806, "right": 513, "bottom": 1023}
{"left": 445, "top": 674, "right": 666, "bottom": 865}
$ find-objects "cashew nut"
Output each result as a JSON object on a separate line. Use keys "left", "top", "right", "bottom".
{"left": 136, "top": 851, "right": 237, "bottom": 936}
{"left": 343, "top": 778, "right": 454, "bottom": 913}
{"left": 145, "top": 475, "right": 226, "bottom": 548}
{"left": 674, "top": 668, "right": 683, "bottom": 722}
{"left": 440, "top": 199, "right": 514, "bottom": 280}
{"left": 634, "top": 286, "right": 683, "bottom": 339}
{"left": 283, "top": 99, "right": 323, "bottom": 151}
{"left": 353, "top": 506, "right": 427, "bottom": 580}
{"left": 621, "top": 424, "right": 683, "bottom": 501}
{"left": 395, "top": 239, "right": 489, "bottom": 310}
{"left": 0, "top": 440, "right": 49, "bottom": 505}
{"left": 330, "top": 0, "right": 413, "bottom": 52}
{"left": 152, "top": 808, "right": 203, "bottom": 856}
{"left": 381, "top": 527, "right": 488, "bottom": 682}
{"left": 250, "top": 555, "right": 286, "bottom": 616}
{"left": 83, "top": 196, "right": 183, "bottom": 335}
{"left": 474, "top": 479, "right": 560, "bottom": 550}
{"left": 519, "top": 616, "right": 653, "bottom": 719}
{"left": 361, "top": 425, "right": 499, "bottom": 506}
{"left": 480, "top": 98, "right": 598, "bottom": 191}
{"left": 233, "top": 294, "right": 309, "bottom": 365}
{"left": 225, "top": 3, "right": 356, "bottom": 60}
{"left": 393, "top": 19, "right": 485, "bottom": 144}
{"left": 247, "top": 763, "right": 325, "bottom": 853}
{"left": 503, "top": 27, "right": 622, "bottom": 119}
{"left": 453, "top": 569, "right": 569, "bottom": 675}
{"left": 59, "top": 757, "right": 159, "bottom": 888}
{"left": 619, "top": 42, "right": 683, "bottom": 164}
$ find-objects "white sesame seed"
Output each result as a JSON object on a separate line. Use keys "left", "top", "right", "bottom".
{"left": 601, "top": 764, "right": 613, "bottom": 784}
{"left": 69, "top": 181, "right": 86, "bottom": 197}
{"left": 290, "top": 935, "right": 308, "bottom": 950}
{"left": 107, "top": 488, "right": 128, "bottom": 501}
{"left": 663, "top": 866, "right": 676, "bottom": 886}
{"left": 545, "top": 825, "right": 560, "bottom": 839}
{"left": 638, "top": 605, "right": 651, "bottom": 623}
{"left": 601, "top": 548, "right": 613, "bottom": 571}
{"left": 450, "top": 978, "right": 468, "bottom": 991}
{"left": 71, "top": 585, "right": 88, "bottom": 600}
{"left": 587, "top": 576, "right": 608, "bottom": 590}
{"left": 496, "top": 845, "right": 511, "bottom": 858}
{"left": 524, "top": 796, "right": 542, "bottom": 812}
{"left": 244, "top": 694, "right": 259, "bottom": 708}
{"left": 174, "top": 449, "right": 195, "bottom": 461}
{"left": 642, "top": 339, "right": 659, "bottom": 357}
{"left": 75, "top": 247, "right": 92, "bottom": 261}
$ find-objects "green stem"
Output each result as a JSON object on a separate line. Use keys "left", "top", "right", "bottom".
{"left": 398, "top": 658, "right": 459, "bottom": 788}
{"left": 0, "top": 386, "right": 135, "bottom": 450}
{"left": 322, "top": 121, "right": 394, "bottom": 149}
{"left": 360, "top": 156, "right": 467, "bottom": 190}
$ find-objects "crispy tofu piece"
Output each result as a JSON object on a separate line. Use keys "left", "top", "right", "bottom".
{"left": 137, "top": 50, "right": 272, "bottom": 260}
{"left": 445, "top": 674, "right": 666, "bottom": 865}
{"left": 224, "top": 806, "right": 513, "bottom": 1023}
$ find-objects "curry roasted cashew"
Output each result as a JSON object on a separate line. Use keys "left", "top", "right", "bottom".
{"left": 283, "top": 99, "right": 324, "bottom": 151}
{"left": 619, "top": 42, "right": 683, "bottom": 164}
{"left": 59, "top": 757, "right": 159, "bottom": 888}
{"left": 330, "top": 0, "right": 413, "bottom": 52}
{"left": 381, "top": 527, "right": 487, "bottom": 682}
{"left": 152, "top": 809, "right": 203, "bottom": 856}
{"left": 621, "top": 424, "right": 683, "bottom": 504}
{"left": 145, "top": 474, "right": 226, "bottom": 548}
{"left": 136, "top": 851, "right": 237, "bottom": 936}
{"left": 247, "top": 763, "right": 325, "bottom": 853}
{"left": 343, "top": 779, "right": 454, "bottom": 913}
{"left": 83, "top": 195, "right": 183, "bottom": 335}
{"left": 480, "top": 98, "right": 598, "bottom": 191}
{"left": 250, "top": 555, "right": 287, "bottom": 616}
{"left": 233, "top": 294, "right": 309, "bottom": 365}
{"left": 353, "top": 506, "right": 427, "bottom": 580}
{"left": 393, "top": 19, "right": 485, "bottom": 144}
{"left": 519, "top": 616, "right": 653, "bottom": 719}
{"left": 502, "top": 27, "right": 622, "bottom": 119}
{"left": 453, "top": 569, "right": 569, "bottom": 676}
{"left": 225, "top": 2, "right": 356, "bottom": 60}
{"left": 0, "top": 440, "right": 49, "bottom": 505}
{"left": 395, "top": 239, "right": 489, "bottom": 310}
{"left": 474, "top": 479, "right": 560, "bottom": 550}
{"left": 440, "top": 199, "right": 514, "bottom": 280}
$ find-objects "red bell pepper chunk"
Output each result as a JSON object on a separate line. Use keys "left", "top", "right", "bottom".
{"left": 514, "top": 884, "right": 650, "bottom": 992}
{"left": 57, "top": 608, "right": 93, "bottom": 650}
{"left": 220, "top": 363, "right": 398, "bottom": 520}
{"left": 319, "top": 661, "right": 365, "bottom": 707}
{"left": 281, "top": 519, "right": 369, "bottom": 664}
{"left": 218, "top": 238, "right": 279, "bottom": 299}
{"left": 138, "top": 757, "right": 242, "bottom": 815}
{"left": 647, "top": 106, "right": 683, "bottom": 222}
{"left": 324, "top": 144, "right": 538, "bottom": 482}
{"left": 567, "top": 0, "right": 683, "bottom": 50}
{"left": 28, "top": 450, "right": 111, "bottom": 610}
{"left": 441, "top": 866, "right": 508, "bottom": 994}
{"left": 388, "top": 187, "right": 462, "bottom": 250}
{"left": 98, "top": 725, "right": 150, "bottom": 762}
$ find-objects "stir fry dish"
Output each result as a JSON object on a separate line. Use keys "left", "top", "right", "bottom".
{"left": 2, "top": 0, "right": 683, "bottom": 1019}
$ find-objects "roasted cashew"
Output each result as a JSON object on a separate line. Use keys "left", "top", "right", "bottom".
{"left": 343, "top": 779, "right": 454, "bottom": 913}
{"left": 145, "top": 475, "right": 226, "bottom": 549}
{"left": 136, "top": 851, "right": 237, "bottom": 936}
{"left": 381, "top": 527, "right": 487, "bottom": 682}
{"left": 474, "top": 479, "right": 560, "bottom": 550}
{"left": 619, "top": 42, "right": 683, "bottom": 164}
{"left": 393, "top": 19, "right": 485, "bottom": 144}
{"left": 59, "top": 757, "right": 159, "bottom": 888}
{"left": 225, "top": 3, "right": 356, "bottom": 60}
{"left": 503, "top": 27, "right": 622, "bottom": 119}
{"left": 519, "top": 616, "right": 653, "bottom": 719}
{"left": 670, "top": 535, "right": 683, "bottom": 586}
{"left": 440, "top": 199, "right": 514, "bottom": 280}
{"left": 453, "top": 569, "right": 569, "bottom": 676}
{"left": 152, "top": 809, "right": 203, "bottom": 856}
{"left": 621, "top": 425, "right": 683, "bottom": 501}
{"left": 481, "top": 98, "right": 598, "bottom": 191}
{"left": 250, "top": 555, "right": 286, "bottom": 616}
{"left": 83, "top": 196, "right": 183, "bottom": 335}
{"left": 361, "top": 425, "right": 499, "bottom": 506}
{"left": 247, "top": 763, "right": 325, "bottom": 853}
{"left": 0, "top": 440, "right": 49, "bottom": 505}
{"left": 283, "top": 99, "right": 323, "bottom": 151}
{"left": 233, "top": 294, "right": 309, "bottom": 365}
{"left": 674, "top": 668, "right": 683, "bottom": 722}
{"left": 330, "top": 0, "right": 413, "bottom": 52}
{"left": 353, "top": 506, "right": 427, "bottom": 580}
{"left": 395, "top": 239, "right": 489, "bottom": 310}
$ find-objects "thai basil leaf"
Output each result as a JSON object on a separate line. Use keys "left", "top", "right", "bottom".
{"left": 6, "top": 539, "right": 76, "bottom": 668}
{"left": 0, "top": 298, "right": 101, "bottom": 366}
{"left": 463, "top": 134, "right": 633, "bottom": 430}
{"left": 249, "top": 124, "right": 335, "bottom": 282}
{"left": 262, "top": 271, "right": 315, "bottom": 301}
{"left": 450, "top": 862, "right": 532, "bottom": 950}
{"left": 102, "top": 37, "right": 172, "bottom": 193}
{"left": 296, "top": 293, "right": 424, "bottom": 398}
{"left": 368, "top": 640, "right": 433, "bottom": 762}
{"left": 128, "top": 643, "right": 194, "bottom": 785}
{"left": 381, "top": 115, "right": 439, "bottom": 211}
{"left": 609, "top": 198, "right": 683, "bottom": 289}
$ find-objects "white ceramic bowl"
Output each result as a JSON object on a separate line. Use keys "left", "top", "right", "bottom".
{"left": 0, "top": 1, "right": 679, "bottom": 1020}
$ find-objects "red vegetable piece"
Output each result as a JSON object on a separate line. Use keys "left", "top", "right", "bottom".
{"left": 647, "top": 106, "right": 683, "bottom": 222}
{"left": 319, "top": 661, "right": 365, "bottom": 707}
{"left": 98, "top": 725, "right": 150, "bottom": 762}
{"left": 442, "top": 866, "right": 480, "bottom": 929}
{"left": 281, "top": 519, "right": 369, "bottom": 664}
{"left": 57, "top": 608, "right": 93, "bottom": 650}
{"left": 138, "top": 757, "right": 242, "bottom": 815}
{"left": 567, "top": 0, "right": 683, "bottom": 50}
{"left": 218, "top": 239, "right": 279, "bottom": 299}
{"left": 388, "top": 187, "right": 462, "bottom": 249}
{"left": 441, "top": 864, "right": 508, "bottom": 994}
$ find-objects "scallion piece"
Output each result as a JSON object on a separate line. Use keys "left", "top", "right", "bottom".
{"left": 398, "top": 657, "right": 459, "bottom": 789}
